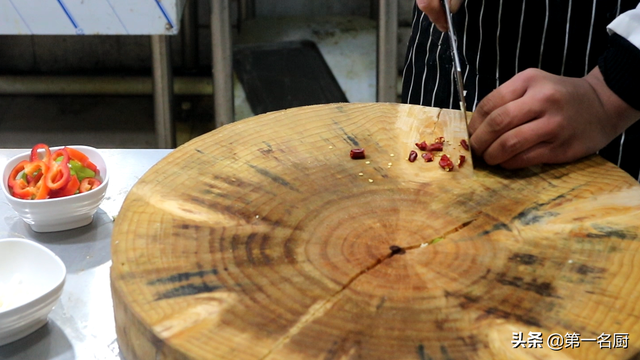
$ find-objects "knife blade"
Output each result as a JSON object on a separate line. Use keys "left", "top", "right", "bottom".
{"left": 442, "top": 0, "right": 469, "bottom": 135}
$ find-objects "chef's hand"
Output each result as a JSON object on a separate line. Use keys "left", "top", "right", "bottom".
{"left": 468, "top": 68, "right": 640, "bottom": 169}
{"left": 416, "top": 0, "right": 464, "bottom": 32}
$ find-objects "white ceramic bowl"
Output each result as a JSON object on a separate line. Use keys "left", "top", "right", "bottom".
{"left": 0, "top": 238, "right": 66, "bottom": 346}
{"left": 1, "top": 145, "right": 109, "bottom": 232}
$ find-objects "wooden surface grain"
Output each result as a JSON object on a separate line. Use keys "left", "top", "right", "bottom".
{"left": 111, "top": 103, "right": 640, "bottom": 360}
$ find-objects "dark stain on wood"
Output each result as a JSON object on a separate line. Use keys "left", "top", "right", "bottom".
{"left": 373, "top": 166, "right": 390, "bottom": 178}
{"left": 478, "top": 222, "right": 511, "bottom": 236}
{"left": 508, "top": 253, "right": 540, "bottom": 266}
{"left": 466, "top": 269, "right": 492, "bottom": 287}
{"left": 332, "top": 119, "right": 360, "bottom": 147}
{"left": 477, "top": 307, "right": 542, "bottom": 327}
{"left": 246, "top": 233, "right": 258, "bottom": 265}
{"left": 496, "top": 273, "right": 558, "bottom": 298}
{"left": 258, "top": 141, "right": 274, "bottom": 155}
{"left": 626, "top": 350, "right": 640, "bottom": 360}
{"left": 203, "top": 188, "right": 245, "bottom": 202}
{"left": 462, "top": 294, "right": 479, "bottom": 303}
{"left": 247, "top": 164, "right": 299, "bottom": 192}
{"left": 587, "top": 224, "right": 636, "bottom": 240}
{"left": 416, "top": 344, "right": 432, "bottom": 360}
{"left": 514, "top": 314, "right": 542, "bottom": 327}
{"left": 434, "top": 318, "right": 447, "bottom": 331}
{"left": 440, "top": 344, "right": 453, "bottom": 360}
{"left": 513, "top": 207, "right": 559, "bottom": 226}
{"left": 458, "top": 334, "right": 481, "bottom": 352}
{"left": 329, "top": 338, "right": 362, "bottom": 360}
{"left": 323, "top": 337, "right": 354, "bottom": 360}
{"left": 283, "top": 235, "right": 299, "bottom": 264}
{"left": 484, "top": 307, "right": 511, "bottom": 319}
{"left": 259, "top": 233, "right": 273, "bottom": 265}
{"left": 346, "top": 135, "right": 359, "bottom": 147}
{"left": 575, "top": 264, "right": 606, "bottom": 276}
{"left": 148, "top": 268, "right": 218, "bottom": 285}
{"left": 459, "top": 294, "right": 479, "bottom": 309}
{"left": 155, "top": 282, "right": 224, "bottom": 300}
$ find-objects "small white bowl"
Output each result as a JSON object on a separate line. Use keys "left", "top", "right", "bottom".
{"left": 0, "top": 238, "right": 66, "bottom": 346}
{"left": 1, "top": 145, "right": 109, "bottom": 232}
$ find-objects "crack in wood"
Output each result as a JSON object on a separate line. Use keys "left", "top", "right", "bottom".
{"left": 258, "top": 215, "right": 479, "bottom": 360}
{"left": 432, "top": 109, "right": 443, "bottom": 132}
{"left": 404, "top": 214, "right": 480, "bottom": 251}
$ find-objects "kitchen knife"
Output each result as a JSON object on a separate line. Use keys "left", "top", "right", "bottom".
{"left": 442, "top": 0, "right": 469, "bottom": 135}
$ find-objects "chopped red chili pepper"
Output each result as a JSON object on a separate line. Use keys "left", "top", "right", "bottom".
{"left": 408, "top": 150, "right": 418, "bottom": 162}
{"left": 426, "top": 143, "right": 443, "bottom": 152}
{"left": 439, "top": 154, "right": 454, "bottom": 171}
{"left": 434, "top": 137, "right": 445, "bottom": 144}
{"left": 422, "top": 152, "right": 434, "bottom": 162}
{"left": 415, "top": 141, "right": 428, "bottom": 151}
{"left": 458, "top": 155, "right": 466, "bottom": 168}
{"left": 460, "top": 139, "right": 469, "bottom": 151}
{"left": 350, "top": 148, "right": 365, "bottom": 159}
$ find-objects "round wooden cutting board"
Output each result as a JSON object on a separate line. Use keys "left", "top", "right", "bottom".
{"left": 111, "top": 103, "right": 640, "bottom": 360}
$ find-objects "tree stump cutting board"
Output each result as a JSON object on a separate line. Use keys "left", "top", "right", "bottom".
{"left": 111, "top": 103, "right": 640, "bottom": 360}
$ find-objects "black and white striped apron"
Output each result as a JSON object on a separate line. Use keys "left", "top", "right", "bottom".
{"left": 401, "top": 0, "right": 640, "bottom": 178}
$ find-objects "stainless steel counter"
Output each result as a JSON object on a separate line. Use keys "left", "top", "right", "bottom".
{"left": 0, "top": 149, "right": 172, "bottom": 360}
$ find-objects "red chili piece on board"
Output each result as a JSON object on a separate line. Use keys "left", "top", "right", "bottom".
{"left": 434, "top": 137, "right": 445, "bottom": 144}
{"left": 426, "top": 143, "right": 443, "bottom": 152}
{"left": 460, "top": 139, "right": 469, "bottom": 151}
{"left": 422, "top": 152, "right": 434, "bottom": 162}
{"left": 439, "top": 154, "right": 454, "bottom": 171}
{"left": 415, "top": 141, "right": 428, "bottom": 151}
{"left": 350, "top": 148, "right": 365, "bottom": 159}
{"left": 458, "top": 155, "right": 466, "bottom": 168}
{"left": 408, "top": 150, "right": 418, "bottom": 162}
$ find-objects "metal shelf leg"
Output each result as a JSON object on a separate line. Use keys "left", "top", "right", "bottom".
{"left": 151, "top": 35, "right": 176, "bottom": 148}
{"left": 377, "top": 0, "right": 398, "bottom": 103}
{"left": 211, "top": 0, "right": 234, "bottom": 128}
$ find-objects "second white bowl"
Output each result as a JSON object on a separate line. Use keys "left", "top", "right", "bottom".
{"left": 0, "top": 238, "right": 66, "bottom": 346}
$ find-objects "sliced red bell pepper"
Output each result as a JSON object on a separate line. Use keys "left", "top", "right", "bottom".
{"left": 30, "top": 143, "right": 51, "bottom": 163}
{"left": 46, "top": 149, "right": 71, "bottom": 190}
{"left": 79, "top": 177, "right": 101, "bottom": 193}
{"left": 64, "top": 147, "right": 98, "bottom": 174}
{"left": 8, "top": 160, "right": 30, "bottom": 187}
{"left": 8, "top": 144, "right": 100, "bottom": 200}
{"left": 12, "top": 161, "right": 50, "bottom": 200}
{"left": 12, "top": 179, "right": 50, "bottom": 200}
{"left": 50, "top": 175, "right": 79, "bottom": 198}
{"left": 28, "top": 171, "right": 44, "bottom": 187}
